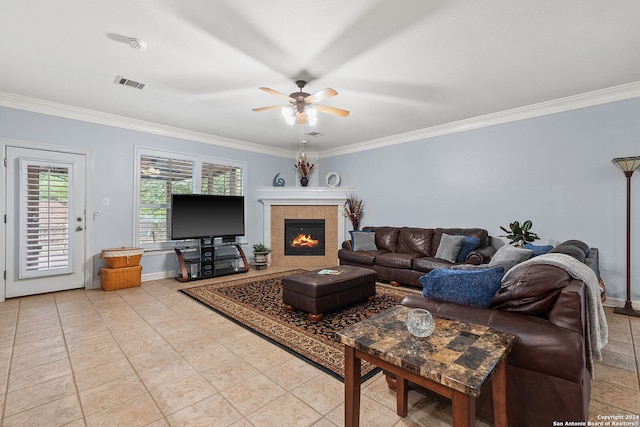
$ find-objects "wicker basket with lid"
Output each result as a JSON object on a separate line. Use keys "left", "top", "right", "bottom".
{"left": 100, "top": 247, "right": 144, "bottom": 268}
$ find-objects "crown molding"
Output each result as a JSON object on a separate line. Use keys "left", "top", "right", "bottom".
{"left": 319, "top": 81, "right": 640, "bottom": 158}
{"left": 0, "top": 92, "right": 292, "bottom": 158}
{"left": 2, "top": 81, "right": 640, "bottom": 161}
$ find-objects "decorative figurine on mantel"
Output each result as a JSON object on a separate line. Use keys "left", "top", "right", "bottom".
{"left": 272, "top": 172, "right": 285, "bottom": 187}
{"left": 295, "top": 153, "right": 314, "bottom": 187}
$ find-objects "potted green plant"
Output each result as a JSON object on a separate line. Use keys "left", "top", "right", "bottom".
{"left": 252, "top": 243, "right": 271, "bottom": 267}
{"left": 500, "top": 220, "right": 540, "bottom": 247}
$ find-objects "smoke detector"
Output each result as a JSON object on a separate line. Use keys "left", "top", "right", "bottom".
{"left": 128, "top": 38, "right": 147, "bottom": 51}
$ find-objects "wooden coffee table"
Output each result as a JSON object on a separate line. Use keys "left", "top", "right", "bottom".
{"left": 336, "top": 305, "right": 516, "bottom": 427}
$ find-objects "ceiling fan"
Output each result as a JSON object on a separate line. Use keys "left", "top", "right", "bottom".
{"left": 252, "top": 80, "right": 350, "bottom": 125}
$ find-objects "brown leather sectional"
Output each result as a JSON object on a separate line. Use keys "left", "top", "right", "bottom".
{"left": 390, "top": 240, "right": 599, "bottom": 426}
{"left": 338, "top": 226, "right": 496, "bottom": 287}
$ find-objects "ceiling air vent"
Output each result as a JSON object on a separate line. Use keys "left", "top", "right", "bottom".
{"left": 306, "top": 131, "right": 323, "bottom": 137}
{"left": 115, "top": 76, "right": 146, "bottom": 90}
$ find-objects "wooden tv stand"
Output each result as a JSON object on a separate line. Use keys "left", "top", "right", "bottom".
{"left": 174, "top": 237, "right": 248, "bottom": 282}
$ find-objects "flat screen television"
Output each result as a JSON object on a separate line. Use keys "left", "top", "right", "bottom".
{"left": 170, "top": 194, "right": 245, "bottom": 240}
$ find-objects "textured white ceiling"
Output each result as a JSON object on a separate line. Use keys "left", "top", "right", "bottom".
{"left": 1, "top": 0, "right": 639, "bottom": 154}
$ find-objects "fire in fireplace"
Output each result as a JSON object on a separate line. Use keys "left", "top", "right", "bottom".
{"left": 284, "top": 219, "right": 325, "bottom": 256}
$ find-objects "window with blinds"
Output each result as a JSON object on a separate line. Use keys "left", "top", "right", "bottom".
{"left": 201, "top": 162, "right": 243, "bottom": 195}
{"left": 137, "top": 150, "right": 245, "bottom": 247}
{"left": 20, "top": 162, "right": 71, "bottom": 277}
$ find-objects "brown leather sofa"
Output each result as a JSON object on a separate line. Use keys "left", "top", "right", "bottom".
{"left": 338, "top": 226, "right": 496, "bottom": 287}
{"left": 387, "top": 240, "right": 599, "bottom": 426}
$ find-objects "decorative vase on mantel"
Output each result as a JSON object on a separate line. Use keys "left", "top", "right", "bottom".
{"left": 344, "top": 193, "right": 364, "bottom": 231}
{"left": 295, "top": 154, "right": 314, "bottom": 188}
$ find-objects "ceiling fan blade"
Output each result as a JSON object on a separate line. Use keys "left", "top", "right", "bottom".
{"left": 252, "top": 105, "right": 284, "bottom": 112}
{"left": 315, "top": 105, "right": 350, "bottom": 117}
{"left": 296, "top": 111, "right": 308, "bottom": 124}
{"left": 304, "top": 88, "right": 338, "bottom": 103}
{"left": 259, "top": 87, "right": 295, "bottom": 102}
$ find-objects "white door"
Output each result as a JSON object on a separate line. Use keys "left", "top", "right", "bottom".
{"left": 5, "top": 147, "right": 87, "bottom": 298}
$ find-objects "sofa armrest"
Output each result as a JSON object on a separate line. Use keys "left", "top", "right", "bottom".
{"left": 466, "top": 245, "right": 496, "bottom": 265}
{"left": 548, "top": 281, "right": 586, "bottom": 334}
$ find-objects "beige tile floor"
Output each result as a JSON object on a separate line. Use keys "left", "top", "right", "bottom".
{"left": 0, "top": 268, "right": 638, "bottom": 426}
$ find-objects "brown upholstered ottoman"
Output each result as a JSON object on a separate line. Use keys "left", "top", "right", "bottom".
{"left": 282, "top": 266, "right": 377, "bottom": 321}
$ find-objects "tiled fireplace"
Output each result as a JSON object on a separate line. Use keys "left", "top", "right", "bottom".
{"left": 256, "top": 187, "right": 356, "bottom": 269}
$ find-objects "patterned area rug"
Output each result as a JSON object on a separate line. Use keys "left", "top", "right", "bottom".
{"left": 180, "top": 270, "right": 412, "bottom": 382}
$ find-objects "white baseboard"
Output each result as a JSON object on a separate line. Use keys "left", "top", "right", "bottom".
{"left": 142, "top": 271, "right": 175, "bottom": 281}
{"left": 91, "top": 270, "right": 175, "bottom": 289}
{"left": 602, "top": 296, "right": 640, "bottom": 309}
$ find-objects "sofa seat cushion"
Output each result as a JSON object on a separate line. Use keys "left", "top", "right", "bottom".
{"left": 419, "top": 266, "right": 505, "bottom": 308}
{"left": 376, "top": 252, "right": 420, "bottom": 269}
{"left": 338, "top": 249, "right": 381, "bottom": 266}
{"left": 412, "top": 257, "right": 455, "bottom": 273}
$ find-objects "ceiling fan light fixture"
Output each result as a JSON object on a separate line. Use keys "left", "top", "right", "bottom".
{"left": 306, "top": 106, "right": 318, "bottom": 126}
{"left": 281, "top": 107, "right": 295, "bottom": 125}
{"left": 254, "top": 80, "right": 348, "bottom": 125}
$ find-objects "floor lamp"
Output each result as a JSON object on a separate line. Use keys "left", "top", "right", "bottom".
{"left": 612, "top": 156, "right": 640, "bottom": 317}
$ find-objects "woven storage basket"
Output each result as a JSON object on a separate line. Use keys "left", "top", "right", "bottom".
{"left": 100, "top": 265, "right": 142, "bottom": 291}
{"left": 101, "top": 247, "right": 144, "bottom": 268}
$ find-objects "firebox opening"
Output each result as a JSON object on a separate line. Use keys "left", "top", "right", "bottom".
{"left": 284, "top": 219, "right": 326, "bottom": 256}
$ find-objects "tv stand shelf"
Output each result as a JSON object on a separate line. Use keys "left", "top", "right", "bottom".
{"left": 174, "top": 237, "right": 248, "bottom": 282}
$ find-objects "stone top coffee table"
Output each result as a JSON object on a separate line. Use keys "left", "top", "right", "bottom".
{"left": 336, "top": 305, "right": 516, "bottom": 427}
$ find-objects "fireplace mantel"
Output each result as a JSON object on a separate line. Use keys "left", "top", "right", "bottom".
{"left": 256, "top": 186, "right": 356, "bottom": 254}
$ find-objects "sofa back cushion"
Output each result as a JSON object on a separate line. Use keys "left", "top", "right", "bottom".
{"left": 433, "top": 228, "right": 489, "bottom": 255}
{"left": 396, "top": 227, "right": 434, "bottom": 256}
{"left": 548, "top": 240, "right": 589, "bottom": 263}
{"left": 363, "top": 226, "right": 400, "bottom": 252}
{"left": 490, "top": 264, "right": 573, "bottom": 318}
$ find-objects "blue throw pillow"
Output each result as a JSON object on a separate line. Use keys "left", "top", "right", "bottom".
{"left": 419, "top": 266, "right": 505, "bottom": 308}
{"left": 523, "top": 243, "right": 553, "bottom": 257}
{"left": 456, "top": 236, "right": 481, "bottom": 262}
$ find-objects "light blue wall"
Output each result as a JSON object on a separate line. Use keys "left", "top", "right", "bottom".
{"left": 320, "top": 98, "right": 640, "bottom": 301}
{"left": 0, "top": 107, "right": 294, "bottom": 281}
{"left": 2, "top": 98, "right": 639, "bottom": 301}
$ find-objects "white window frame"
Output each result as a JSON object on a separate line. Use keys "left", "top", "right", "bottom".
{"left": 133, "top": 146, "right": 247, "bottom": 250}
